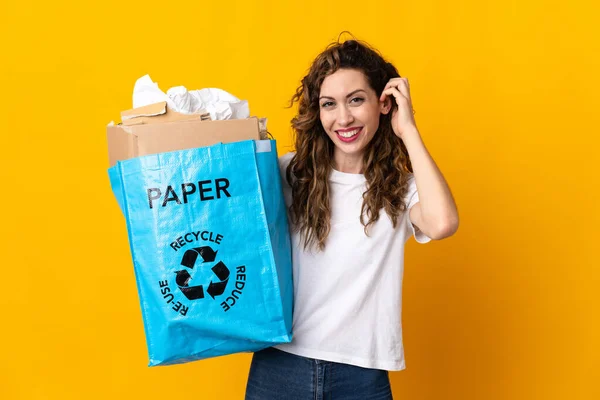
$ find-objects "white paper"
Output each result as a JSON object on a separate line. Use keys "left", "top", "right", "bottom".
{"left": 131, "top": 74, "right": 250, "bottom": 120}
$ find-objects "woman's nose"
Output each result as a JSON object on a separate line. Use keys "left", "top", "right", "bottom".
{"left": 337, "top": 105, "right": 354, "bottom": 126}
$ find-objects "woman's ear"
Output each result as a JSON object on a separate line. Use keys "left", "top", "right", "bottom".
{"left": 380, "top": 97, "right": 392, "bottom": 115}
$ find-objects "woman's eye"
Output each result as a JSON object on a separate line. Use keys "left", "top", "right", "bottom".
{"left": 350, "top": 97, "right": 364, "bottom": 104}
{"left": 321, "top": 101, "right": 334, "bottom": 108}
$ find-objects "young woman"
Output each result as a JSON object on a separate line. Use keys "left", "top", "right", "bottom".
{"left": 245, "top": 38, "right": 459, "bottom": 400}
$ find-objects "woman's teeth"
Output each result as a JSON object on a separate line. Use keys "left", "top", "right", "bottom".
{"left": 338, "top": 128, "right": 361, "bottom": 138}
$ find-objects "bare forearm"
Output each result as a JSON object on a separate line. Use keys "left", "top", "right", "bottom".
{"left": 403, "top": 128, "right": 459, "bottom": 235}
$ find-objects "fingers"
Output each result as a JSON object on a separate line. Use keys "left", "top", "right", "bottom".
{"left": 397, "top": 78, "right": 410, "bottom": 99}
{"left": 380, "top": 77, "right": 410, "bottom": 101}
{"left": 380, "top": 86, "right": 407, "bottom": 105}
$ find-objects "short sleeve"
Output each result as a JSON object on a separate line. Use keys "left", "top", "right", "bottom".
{"left": 278, "top": 152, "right": 294, "bottom": 182}
{"left": 278, "top": 152, "right": 295, "bottom": 208}
{"left": 404, "top": 174, "right": 431, "bottom": 244}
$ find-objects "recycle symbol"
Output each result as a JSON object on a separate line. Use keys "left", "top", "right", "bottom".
{"left": 174, "top": 246, "right": 230, "bottom": 300}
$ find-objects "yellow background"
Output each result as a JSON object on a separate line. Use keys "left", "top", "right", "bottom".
{"left": 1, "top": 1, "right": 598, "bottom": 399}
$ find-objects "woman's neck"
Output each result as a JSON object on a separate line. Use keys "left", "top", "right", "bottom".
{"left": 333, "top": 152, "right": 364, "bottom": 174}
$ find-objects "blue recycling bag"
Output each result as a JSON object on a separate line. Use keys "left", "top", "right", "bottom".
{"left": 108, "top": 139, "right": 293, "bottom": 366}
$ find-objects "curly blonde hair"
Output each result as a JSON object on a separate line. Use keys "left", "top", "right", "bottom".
{"left": 286, "top": 38, "right": 414, "bottom": 251}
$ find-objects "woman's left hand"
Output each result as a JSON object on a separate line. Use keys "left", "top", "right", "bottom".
{"left": 380, "top": 77, "right": 419, "bottom": 140}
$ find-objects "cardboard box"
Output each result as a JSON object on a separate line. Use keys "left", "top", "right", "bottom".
{"left": 120, "top": 101, "right": 211, "bottom": 126}
{"left": 107, "top": 102, "right": 263, "bottom": 167}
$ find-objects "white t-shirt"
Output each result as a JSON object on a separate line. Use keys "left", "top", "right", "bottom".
{"left": 273, "top": 152, "right": 431, "bottom": 371}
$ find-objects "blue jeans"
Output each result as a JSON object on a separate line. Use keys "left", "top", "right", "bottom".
{"left": 245, "top": 347, "right": 393, "bottom": 400}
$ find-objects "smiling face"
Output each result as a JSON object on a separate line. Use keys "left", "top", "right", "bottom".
{"left": 318, "top": 68, "right": 389, "bottom": 172}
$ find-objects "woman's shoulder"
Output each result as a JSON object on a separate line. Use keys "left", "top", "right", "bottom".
{"left": 278, "top": 151, "right": 295, "bottom": 170}
{"left": 277, "top": 151, "right": 295, "bottom": 199}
